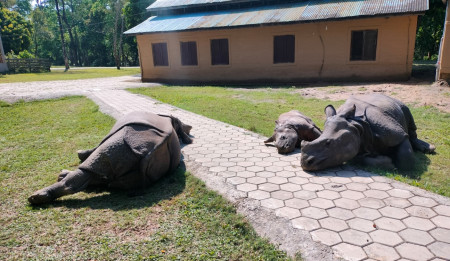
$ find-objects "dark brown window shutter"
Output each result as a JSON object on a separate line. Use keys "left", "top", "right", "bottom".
{"left": 211, "top": 39, "right": 229, "bottom": 65}
{"left": 180, "top": 41, "right": 198, "bottom": 66}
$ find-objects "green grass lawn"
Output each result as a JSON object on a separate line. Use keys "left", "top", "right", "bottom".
{"left": 0, "top": 97, "right": 294, "bottom": 260}
{"left": 0, "top": 67, "right": 140, "bottom": 83}
{"left": 130, "top": 86, "right": 450, "bottom": 197}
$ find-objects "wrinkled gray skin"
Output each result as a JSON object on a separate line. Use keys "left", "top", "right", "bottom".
{"left": 28, "top": 111, "right": 192, "bottom": 205}
{"left": 264, "top": 110, "right": 322, "bottom": 154}
{"left": 301, "top": 94, "right": 435, "bottom": 171}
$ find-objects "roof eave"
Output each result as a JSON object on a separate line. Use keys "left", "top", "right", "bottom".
{"left": 124, "top": 11, "right": 426, "bottom": 36}
{"left": 146, "top": 0, "right": 258, "bottom": 12}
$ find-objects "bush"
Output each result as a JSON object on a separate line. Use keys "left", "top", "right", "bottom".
{"left": 18, "top": 50, "right": 35, "bottom": 59}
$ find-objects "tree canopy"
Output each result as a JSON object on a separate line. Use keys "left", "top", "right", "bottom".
{"left": 414, "top": 0, "right": 447, "bottom": 60}
{"left": 0, "top": 6, "right": 33, "bottom": 54}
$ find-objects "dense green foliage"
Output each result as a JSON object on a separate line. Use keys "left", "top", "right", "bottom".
{"left": 131, "top": 86, "right": 450, "bottom": 197}
{"left": 414, "top": 0, "right": 447, "bottom": 60}
{"left": 0, "top": 97, "right": 294, "bottom": 260}
{"left": 1, "top": 0, "right": 154, "bottom": 67}
{"left": 0, "top": 6, "right": 32, "bottom": 54}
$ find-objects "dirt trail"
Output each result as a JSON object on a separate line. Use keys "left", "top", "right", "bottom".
{"left": 294, "top": 78, "right": 450, "bottom": 113}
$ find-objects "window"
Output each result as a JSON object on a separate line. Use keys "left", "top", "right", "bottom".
{"left": 152, "top": 42, "right": 169, "bottom": 66}
{"left": 273, "top": 35, "right": 295, "bottom": 64}
{"left": 210, "top": 38, "right": 229, "bottom": 65}
{"left": 180, "top": 41, "right": 198, "bottom": 66}
{"left": 350, "top": 30, "right": 378, "bottom": 61}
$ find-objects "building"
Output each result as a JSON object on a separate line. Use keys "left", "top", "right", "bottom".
{"left": 437, "top": 0, "right": 450, "bottom": 82}
{"left": 125, "top": 0, "right": 428, "bottom": 84}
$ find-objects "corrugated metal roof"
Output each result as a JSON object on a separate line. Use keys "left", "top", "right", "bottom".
{"left": 125, "top": 0, "right": 428, "bottom": 35}
{"left": 147, "top": 0, "right": 256, "bottom": 11}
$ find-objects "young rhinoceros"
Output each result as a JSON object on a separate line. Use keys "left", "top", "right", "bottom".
{"left": 264, "top": 110, "right": 322, "bottom": 154}
{"left": 300, "top": 94, "right": 435, "bottom": 171}
{"left": 28, "top": 111, "right": 192, "bottom": 205}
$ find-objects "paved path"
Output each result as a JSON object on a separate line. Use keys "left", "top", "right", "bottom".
{"left": 1, "top": 78, "right": 450, "bottom": 261}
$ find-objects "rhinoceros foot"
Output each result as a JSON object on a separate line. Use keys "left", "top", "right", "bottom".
{"left": 412, "top": 138, "right": 436, "bottom": 154}
{"left": 58, "top": 169, "right": 70, "bottom": 181}
{"left": 28, "top": 189, "right": 53, "bottom": 205}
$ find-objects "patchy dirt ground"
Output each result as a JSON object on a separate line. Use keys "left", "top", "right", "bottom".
{"left": 295, "top": 78, "right": 450, "bottom": 113}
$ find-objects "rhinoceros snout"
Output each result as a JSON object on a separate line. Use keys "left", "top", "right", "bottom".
{"left": 301, "top": 155, "right": 325, "bottom": 171}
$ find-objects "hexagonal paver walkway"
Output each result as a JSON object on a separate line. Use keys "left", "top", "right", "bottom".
{"left": 87, "top": 90, "right": 450, "bottom": 261}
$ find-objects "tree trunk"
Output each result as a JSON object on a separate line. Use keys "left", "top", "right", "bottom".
{"left": 113, "top": 0, "right": 123, "bottom": 70}
{"left": 54, "top": 0, "right": 70, "bottom": 71}
{"left": 69, "top": 0, "right": 82, "bottom": 66}
{"left": 119, "top": 14, "right": 124, "bottom": 67}
{"left": 60, "top": 0, "right": 79, "bottom": 66}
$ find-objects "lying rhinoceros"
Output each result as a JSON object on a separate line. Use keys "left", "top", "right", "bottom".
{"left": 264, "top": 110, "right": 322, "bottom": 154}
{"left": 28, "top": 111, "right": 192, "bottom": 205}
{"left": 300, "top": 94, "right": 435, "bottom": 171}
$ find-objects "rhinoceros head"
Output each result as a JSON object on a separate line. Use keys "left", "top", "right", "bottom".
{"left": 264, "top": 122, "right": 299, "bottom": 154}
{"left": 300, "top": 104, "right": 362, "bottom": 171}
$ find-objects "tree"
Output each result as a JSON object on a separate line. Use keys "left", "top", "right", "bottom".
{"left": 31, "top": 3, "right": 63, "bottom": 62}
{"left": 0, "top": 7, "right": 33, "bottom": 54}
{"left": 14, "top": 0, "right": 32, "bottom": 17}
{"left": 112, "top": 0, "right": 124, "bottom": 69}
{"left": 81, "top": 1, "right": 110, "bottom": 66}
{"left": 123, "top": 0, "right": 154, "bottom": 65}
{"left": 414, "top": 0, "right": 446, "bottom": 60}
{"left": 54, "top": 0, "right": 70, "bottom": 70}
{"left": 60, "top": 0, "right": 81, "bottom": 66}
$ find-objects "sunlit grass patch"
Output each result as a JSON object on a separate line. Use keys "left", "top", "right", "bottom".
{"left": 0, "top": 96, "right": 294, "bottom": 260}
{"left": 0, "top": 67, "right": 140, "bottom": 83}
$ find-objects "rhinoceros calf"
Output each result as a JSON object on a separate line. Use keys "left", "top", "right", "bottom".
{"left": 264, "top": 110, "right": 321, "bottom": 154}
{"left": 28, "top": 111, "right": 192, "bottom": 205}
{"left": 300, "top": 94, "right": 435, "bottom": 171}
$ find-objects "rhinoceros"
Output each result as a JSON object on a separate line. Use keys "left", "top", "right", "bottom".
{"left": 300, "top": 94, "right": 435, "bottom": 171}
{"left": 28, "top": 111, "right": 192, "bottom": 205}
{"left": 264, "top": 110, "right": 322, "bottom": 154}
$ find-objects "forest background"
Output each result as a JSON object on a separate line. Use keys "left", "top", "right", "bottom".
{"left": 0, "top": 0, "right": 447, "bottom": 69}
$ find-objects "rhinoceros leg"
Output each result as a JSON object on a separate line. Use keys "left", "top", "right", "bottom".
{"left": 395, "top": 139, "right": 416, "bottom": 170}
{"left": 410, "top": 137, "right": 436, "bottom": 154}
{"left": 77, "top": 148, "right": 96, "bottom": 162}
{"left": 361, "top": 155, "right": 395, "bottom": 170}
{"left": 402, "top": 104, "right": 436, "bottom": 154}
{"left": 28, "top": 169, "right": 92, "bottom": 205}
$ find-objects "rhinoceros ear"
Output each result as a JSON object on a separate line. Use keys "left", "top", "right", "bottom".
{"left": 341, "top": 104, "right": 356, "bottom": 119}
{"left": 264, "top": 134, "right": 275, "bottom": 143}
{"left": 325, "top": 105, "right": 336, "bottom": 118}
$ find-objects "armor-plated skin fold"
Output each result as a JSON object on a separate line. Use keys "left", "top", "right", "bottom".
{"left": 28, "top": 111, "right": 192, "bottom": 205}
{"left": 300, "top": 94, "right": 435, "bottom": 171}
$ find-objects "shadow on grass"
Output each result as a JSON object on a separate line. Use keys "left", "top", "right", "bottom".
{"left": 32, "top": 164, "right": 187, "bottom": 211}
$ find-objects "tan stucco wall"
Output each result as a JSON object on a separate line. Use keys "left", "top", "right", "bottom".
{"left": 438, "top": 2, "right": 450, "bottom": 81}
{"left": 136, "top": 15, "right": 418, "bottom": 83}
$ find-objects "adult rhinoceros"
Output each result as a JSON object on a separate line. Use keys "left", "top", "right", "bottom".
{"left": 264, "top": 110, "right": 321, "bottom": 154}
{"left": 300, "top": 94, "right": 435, "bottom": 171}
{"left": 28, "top": 111, "right": 192, "bottom": 205}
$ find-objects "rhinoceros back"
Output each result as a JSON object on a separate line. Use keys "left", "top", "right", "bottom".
{"left": 344, "top": 94, "right": 410, "bottom": 148}
{"left": 79, "top": 111, "right": 180, "bottom": 189}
